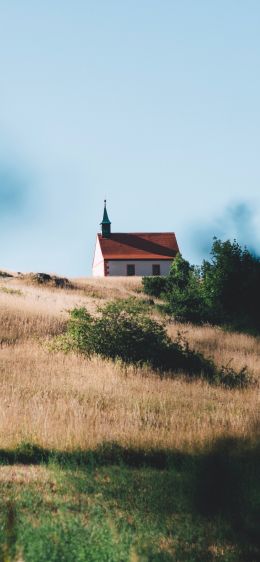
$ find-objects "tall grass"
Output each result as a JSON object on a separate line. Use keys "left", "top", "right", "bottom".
{"left": 0, "top": 275, "right": 259, "bottom": 452}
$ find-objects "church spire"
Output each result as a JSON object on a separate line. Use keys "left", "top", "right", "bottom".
{"left": 100, "top": 200, "right": 111, "bottom": 237}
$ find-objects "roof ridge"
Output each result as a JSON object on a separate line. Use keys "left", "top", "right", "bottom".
{"left": 98, "top": 232, "right": 176, "bottom": 235}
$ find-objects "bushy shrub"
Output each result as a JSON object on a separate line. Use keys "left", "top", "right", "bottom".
{"left": 166, "top": 254, "right": 208, "bottom": 324}
{"left": 60, "top": 299, "right": 251, "bottom": 388}
{"left": 166, "top": 277, "right": 207, "bottom": 324}
{"left": 214, "top": 364, "right": 253, "bottom": 389}
{"left": 68, "top": 300, "right": 174, "bottom": 369}
{"left": 166, "top": 253, "right": 193, "bottom": 292}
{"left": 141, "top": 276, "right": 167, "bottom": 297}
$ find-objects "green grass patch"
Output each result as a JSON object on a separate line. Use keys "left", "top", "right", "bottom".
{"left": 0, "top": 438, "right": 258, "bottom": 561}
{"left": 0, "top": 463, "right": 236, "bottom": 562}
{"left": 0, "top": 286, "right": 23, "bottom": 296}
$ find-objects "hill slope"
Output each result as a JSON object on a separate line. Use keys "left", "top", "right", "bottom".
{"left": 0, "top": 273, "right": 259, "bottom": 561}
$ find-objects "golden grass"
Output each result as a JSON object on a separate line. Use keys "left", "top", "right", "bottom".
{"left": 0, "top": 275, "right": 259, "bottom": 453}
{"left": 0, "top": 307, "right": 66, "bottom": 344}
{"left": 0, "top": 342, "right": 258, "bottom": 452}
{"left": 74, "top": 275, "right": 142, "bottom": 299}
{"left": 168, "top": 322, "right": 260, "bottom": 377}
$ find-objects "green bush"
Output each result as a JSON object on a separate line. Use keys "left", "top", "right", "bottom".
{"left": 141, "top": 276, "right": 167, "bottom": 297}
{"left": 60, "top": 299, "right": 251, "bottom": 388}
{"left": 68, "top": 300, "right": 174, "bottom": 369}
{"left": 164, "top": 254, "right": 208, "bottom": 324}
{"left": 166, "top": 253, "right": 193, "bottom": 292}
{"left": 166, "top": 277, "right": 207, "bottom": 324}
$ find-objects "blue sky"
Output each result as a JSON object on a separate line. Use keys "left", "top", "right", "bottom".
{"left": 0, "top": 1, "right": 259, "bottom": 275}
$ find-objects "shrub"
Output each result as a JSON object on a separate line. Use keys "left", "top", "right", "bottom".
{"left": 142, "top": 276, "right": 167, "bottom": 297}
{"left": 163, "top": 254, "right": 208, "bottom": 324}
{"left": 213, "top": 364, "right": 253, "bottom": 389}
{"left": 166, "top": 277, "right": 207, "bottom": 324}
{"left": 60, "top": 299, "right": 252, "bottom": 388}
{"left": 166, "top": 253, "right": 193, "bottom": 292}
{"left": 68, "top": 300, "right": 173, "bottom": 369}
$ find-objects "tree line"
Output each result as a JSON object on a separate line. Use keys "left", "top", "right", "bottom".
{"left": 142, "top": 238, "right": 260, "bottom": 333}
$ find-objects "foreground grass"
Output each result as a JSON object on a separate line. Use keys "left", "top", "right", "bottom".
{"left": 0, "top": 436, "right": 259, "bottom": 562}
{"left": 0, "top": 460, "right": 212, "bottom": 562}
{"left": 0, "top": 447, "right": 260, "bottom": 562}
{"left": 0, "top": 274, "right": 259, "bottom": 560}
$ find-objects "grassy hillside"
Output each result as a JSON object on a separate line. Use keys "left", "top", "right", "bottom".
{"left": 0, "top": 273, "right": 259, "bottom": 561}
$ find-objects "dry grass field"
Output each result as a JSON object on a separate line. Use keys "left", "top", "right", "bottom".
{"left": 0, "top": 273, "right": 259, "bottom": 453}
{"left": 0, "top": 273, "right": 259, "bottom": 561}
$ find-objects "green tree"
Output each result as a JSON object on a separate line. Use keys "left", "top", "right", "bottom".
{"left": 142, "top": 241, "right": 260, "bottom": 332}
{"left": 167, "top": 253, "right": 192, "bottom": 291}
{"left": 166, "top": 254, "right": 207, "bottom": 323}
{"left": 201, "top": 238, "right": 260, "bottom": 330}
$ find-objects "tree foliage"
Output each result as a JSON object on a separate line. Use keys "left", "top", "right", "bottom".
{"left": 201, "top": 238, "right": 260, "bottom": 330}
{"left": 141, "top": 275, "right": 167, "bottom": 297}
{"left": 142, "top": 238, "right": 260, "bottom": 333}
{"left": 166, "top": 255, "right": 207, "bottom": 324}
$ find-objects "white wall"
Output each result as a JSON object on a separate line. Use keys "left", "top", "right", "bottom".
{"left": 107, "top": 260, "right": 172, "bottom": 276}
{"left": 92, "top": 237, "right": 105, "bottom": 276}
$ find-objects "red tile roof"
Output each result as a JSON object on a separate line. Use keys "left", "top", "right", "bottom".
{"left": 98, "top": 233, "right": 179, "bottom": 260}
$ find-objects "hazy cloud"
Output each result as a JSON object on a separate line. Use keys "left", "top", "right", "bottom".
{"left": 0, "top": 162, "right": 31, "bottom": 219}
{"left": 190, "top": 201, "right": 260, "bottom": 261}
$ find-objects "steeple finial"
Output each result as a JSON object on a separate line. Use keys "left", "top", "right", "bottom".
{"left": 100, "top": 199, "right": 111, "bottom": 237}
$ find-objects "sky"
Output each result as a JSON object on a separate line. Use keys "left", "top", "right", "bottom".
{"left": 0, "top": 0, "right": 260, "bottom": 276}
